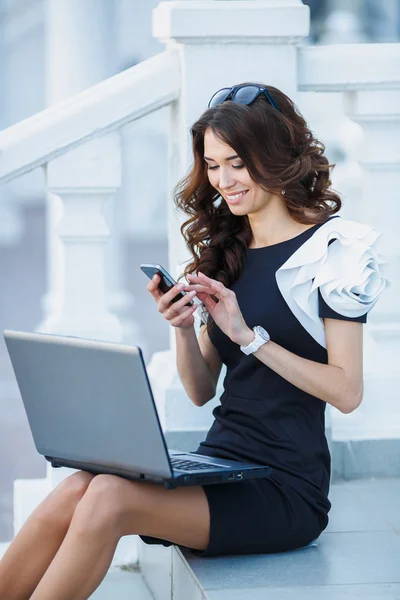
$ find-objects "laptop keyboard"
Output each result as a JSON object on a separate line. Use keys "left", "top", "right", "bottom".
{"left": 170, "top": 457, "right": 221, "bottom": 471}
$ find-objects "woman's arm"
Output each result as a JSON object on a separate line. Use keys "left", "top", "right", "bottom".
{"left": 184, "top": 272, "right": 364, "bottom": 414}
{"left": 176, "top": 324, "right": 222, "bottom": 407}
{"left": 238, "top": 318, "right": 363, "bottom": 414}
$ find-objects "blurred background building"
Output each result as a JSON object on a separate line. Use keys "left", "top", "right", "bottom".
{"left": 0, "top": 0, "right": 399, "bottom": 542}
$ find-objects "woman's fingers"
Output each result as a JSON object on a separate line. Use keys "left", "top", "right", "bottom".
{"left": 200, "top": 294, "right": 218, "bottom": 312}
{"left": 156, "top": 282, "right": 185, "bottom": 312}
{"left": 184, "top": 280, "right": 228, "bottom": 298}
{"left": 146, "top": 273, "right": 198, "bottom": 328}
{"left": 168, "top": 302, "right": 197, "bottom": 325}
{"left": 186, "top": 273, "right": 230, "bottom": 299}
{"left": 147, "top": 275, "right": 196, "bottom": 313}
{"left": 164, "top": 290, "right": 197, "bottom": 315}
{"left": 183, "top": 283, "right": 213, "bottom": 294}
{"left": 147, "top": 275, "right": 187, "bottom": 309}
{"left": 146, "top": 274, "right": 163, "bottom": 299}
{"left": 196, "top": 291, "right": 207, "bottom": 301}
{"left": 146, "top": 273, "right": 159, "bottom": 290}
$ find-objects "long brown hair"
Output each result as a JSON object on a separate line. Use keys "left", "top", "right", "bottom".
{"left": 175, "top": 84, "right": 341, "bottom": 325}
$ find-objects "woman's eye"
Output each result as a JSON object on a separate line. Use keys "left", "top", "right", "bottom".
{"left": 206, "top": 164, "right": 244, "bottom": 170}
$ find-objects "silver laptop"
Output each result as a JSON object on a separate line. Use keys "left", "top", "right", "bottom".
{"left": 4, "top": 330, "right": 272, "bottom": 489}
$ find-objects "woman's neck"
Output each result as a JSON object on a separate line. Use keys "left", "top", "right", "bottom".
{"left": 248, "top": 202, "right": 313, "bottom": 249}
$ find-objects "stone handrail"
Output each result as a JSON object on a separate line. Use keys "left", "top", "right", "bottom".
{"left": 0, "top": 48, "right": 180, "bottom": 185}
{"left": 298, "top": 43, "right": 400, "bottom": 91}
{"left": 2, "top": 42, "right": 399, "bottom": 186}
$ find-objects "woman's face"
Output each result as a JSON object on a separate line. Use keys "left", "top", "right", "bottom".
{"left": 203, "top": 127, "right": 272, "bottom": 217}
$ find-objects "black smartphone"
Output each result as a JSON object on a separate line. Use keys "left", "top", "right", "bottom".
{"left": 140, "top": 263, "right": 194, "bottom": 305}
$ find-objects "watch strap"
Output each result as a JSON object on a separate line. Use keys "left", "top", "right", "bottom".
{"left": 240, "top": 326, "right": 270, "bottom": 355}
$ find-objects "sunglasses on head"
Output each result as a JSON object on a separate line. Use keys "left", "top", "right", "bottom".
{"left": 208, "top": 84, "right": 280, "bottom": 111}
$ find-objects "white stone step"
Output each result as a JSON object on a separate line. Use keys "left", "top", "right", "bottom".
{"left": 139, "top": 541, "right": 207, "bottom": 600}
{"left": 139, "top": 540, "right": 173, "bottom": 600}
{"left": 90, "top": 566, "right": 153, "bottom": 600}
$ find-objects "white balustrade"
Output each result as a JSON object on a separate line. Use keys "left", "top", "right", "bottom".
{"left": 299, "top": 42, "right": 400, "bottom": 440}
{"left": 298, "top": 43, "right": 400, "bottom": 91}
{"left": 3, "top": 2, "right": 177, "bottom": 566}
{"left": 340, "top": 88, "right": 400, "bottom": 439}
{"left": 0, "top": 12, "right": 179, "bottom": 547}
{"left": 0, "top": 50, "right": 180, "bottom": 185}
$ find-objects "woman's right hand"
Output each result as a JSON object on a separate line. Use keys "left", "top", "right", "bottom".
{"left": 146, "top": 274, "right": 198, "bottom": 329}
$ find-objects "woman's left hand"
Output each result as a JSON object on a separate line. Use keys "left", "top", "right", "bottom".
{"left": 184, "top": 272, "right": 253, "bottom": 346}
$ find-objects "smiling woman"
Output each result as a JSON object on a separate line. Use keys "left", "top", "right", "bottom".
{"left": 158, "top": 81, "right": 389, "bottom": 555}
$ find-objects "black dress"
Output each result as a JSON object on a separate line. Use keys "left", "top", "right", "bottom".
{"left": 140, "top": 216, "right": 368, "bottom": 556}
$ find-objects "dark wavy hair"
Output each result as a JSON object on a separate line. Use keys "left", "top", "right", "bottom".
{"left": 174, "top": 83, "right": 341, "bottom": 327}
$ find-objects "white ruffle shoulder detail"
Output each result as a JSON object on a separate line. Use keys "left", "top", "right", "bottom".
{"left": 275, "top": 217, "right": 389, "bottom": 349}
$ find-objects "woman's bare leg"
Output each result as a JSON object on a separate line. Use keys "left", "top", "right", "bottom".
{"left": 0, "top": 471, "right": 94, "bottom": 600}
{"left": 30, "top": 474, "right": 210, "bottom": 600}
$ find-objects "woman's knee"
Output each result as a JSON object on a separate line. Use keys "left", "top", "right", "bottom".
{"left": 33, "top": 471, "right": 94, "bottom": 529}
{"left": 71, "top": 475, "right": 131, "bottom": 536}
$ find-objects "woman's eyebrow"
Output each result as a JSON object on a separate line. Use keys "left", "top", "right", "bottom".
{"left": 204, "top": 155, "right": 239, "bottom": 161}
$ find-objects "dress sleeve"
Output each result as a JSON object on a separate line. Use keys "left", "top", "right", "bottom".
{"left": 275, "top": 218, "right": 389, "bottom": 348}
{"left": 318, "top": 289, "right": 367, "bottom": 322}
{"left": 313, "top": 232, "right": 387, "bottom": 321}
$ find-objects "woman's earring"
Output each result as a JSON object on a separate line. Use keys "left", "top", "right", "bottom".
{"left": 281, "top": 189, "right": 286, "bottom": 195}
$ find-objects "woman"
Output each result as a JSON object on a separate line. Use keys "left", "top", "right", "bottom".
{"left": 0, "top": 83, "right": 387, "bottom": 599}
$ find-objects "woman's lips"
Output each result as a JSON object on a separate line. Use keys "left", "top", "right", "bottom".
{"left": 224, "top": 190, "right": 248, "bottom": 205}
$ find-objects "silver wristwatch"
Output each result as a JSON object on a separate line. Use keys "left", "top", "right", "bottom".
{"left": 240, "top": 326, "right": 270, "bottom": 355}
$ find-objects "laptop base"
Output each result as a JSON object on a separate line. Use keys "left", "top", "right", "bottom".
{"left": 45, "top": 455, "right": 272, "bottom": 490}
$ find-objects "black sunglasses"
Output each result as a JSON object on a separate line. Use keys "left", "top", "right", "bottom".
{"left": 208, "top": 84, "right": 280, "bottom": 111}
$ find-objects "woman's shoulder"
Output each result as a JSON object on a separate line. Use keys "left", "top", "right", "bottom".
{"left": 288, "top": 215, "right": 380, "bottom": 261}
{"left": 284, "top": 215, "right": 385, "bottom": 270}
{"left": 275, "top": 216, "right": 390, "bottom": 347}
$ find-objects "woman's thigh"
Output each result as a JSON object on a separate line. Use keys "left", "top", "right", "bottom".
{"left": 80, "top": 475, "right": 210, "bottom": 552}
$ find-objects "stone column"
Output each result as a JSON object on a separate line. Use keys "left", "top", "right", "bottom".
{"left": 45, "top": 134, "right": 123, "bottom": 341}
{"left": 39, "top": 0, "right": 137, "bottom": 346}
{"left": 147, "top": 0, "right": 310, "bottom": 448}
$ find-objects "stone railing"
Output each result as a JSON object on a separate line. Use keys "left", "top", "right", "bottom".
{"left": 0, "top": 31, "right": 181, "bottom": 566}
{"left": 299, "top": 42, "right": 400, "bottom": 450}
{"left": 0, "top": 48, "right": 179, "bottom": 344}
{"left": 1, "top": 0, "right": 399, "bottom": 569}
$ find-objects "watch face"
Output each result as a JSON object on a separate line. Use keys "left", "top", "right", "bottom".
{"left": 254, "top": 326, "right": 269, "bottom": 341}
